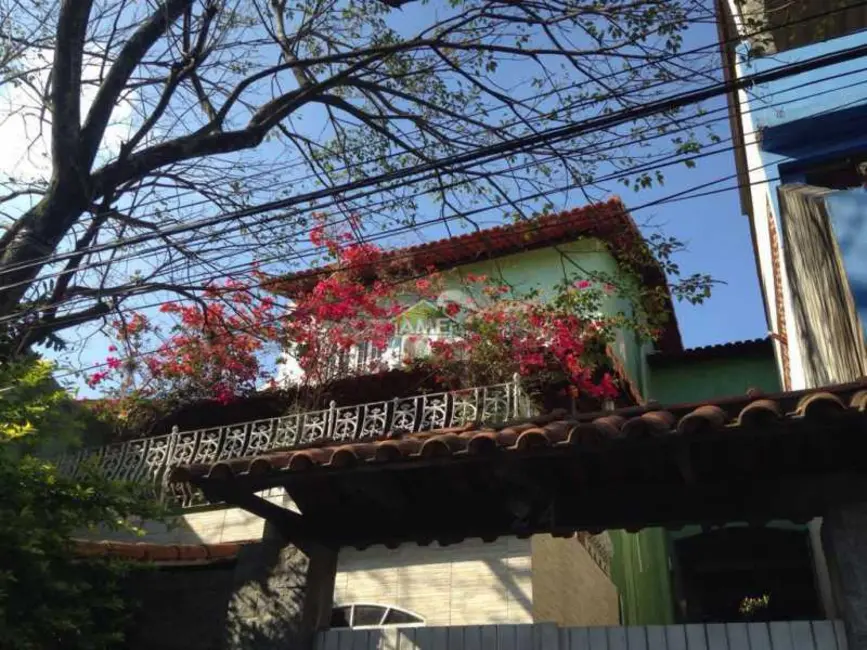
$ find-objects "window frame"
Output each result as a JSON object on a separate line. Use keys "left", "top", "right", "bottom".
{"left": 330, "top": 603, "right": 426, "bottom": 630}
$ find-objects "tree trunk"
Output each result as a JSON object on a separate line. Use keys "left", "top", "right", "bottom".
{"left": 0, "top": 185, "right": 87, "bottom": 319}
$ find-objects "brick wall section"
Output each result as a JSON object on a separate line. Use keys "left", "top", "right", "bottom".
{"left": 767, "top": 197, "right": 792, "bottom": 390}
{"left": 530, "top": 534, "right": 619, "bottom": 627}
{"left": 334, "top": 537, "right": 533, "bottom": 626}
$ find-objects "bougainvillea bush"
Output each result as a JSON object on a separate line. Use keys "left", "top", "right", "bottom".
{"left": 418, "top": 276, "right": 642, "bottom": 400}
{"left": 90, "top": 212, "right": 668, "bottom": 434}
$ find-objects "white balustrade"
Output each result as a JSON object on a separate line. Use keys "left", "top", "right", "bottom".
{"left": 58, "top": 377, "right": 532, "bottom": 507}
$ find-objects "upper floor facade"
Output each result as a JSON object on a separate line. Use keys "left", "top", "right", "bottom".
{"left": 272, "top": 198, "right": 681, "bottom": 399}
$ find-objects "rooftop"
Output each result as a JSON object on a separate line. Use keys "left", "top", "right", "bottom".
{"left": 648, "top": 337, "right": 773, "bottom": 366}
{"left": 73, "top": 539, "right": 249, "bottom": 565}
{"left": 170, "top": 379, "right": 867, "bottom": 548}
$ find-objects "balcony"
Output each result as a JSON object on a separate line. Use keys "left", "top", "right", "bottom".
{"left": 57, "top": 378, "right": 532, "bottom": 507}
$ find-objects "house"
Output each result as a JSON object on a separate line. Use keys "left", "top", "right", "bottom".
{"left": 258, "top": 199, "right": 677, "bottom": 630}
{"left": 717, "top": 0, "right": 867, "bottom": 389}
{"left": 78, "top": 200, "right": 676, "bottom": 631}
{"left": 268, "top": 197, "right": 679, "bottom": 395}
{"left": 67, "top": 193, "right": 867, "bottom": 650}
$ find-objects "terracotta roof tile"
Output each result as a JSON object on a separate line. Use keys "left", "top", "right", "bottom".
{"left": 72, "top": 539, "right": 250, "bottom": 564}
{"left": 649, "top": 337, "right": 771, "bottom": 366}
{"left": 169, "top": 380, "right": 867, "bottom": 487}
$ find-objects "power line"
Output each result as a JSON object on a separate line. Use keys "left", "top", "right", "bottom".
{"left": 7, "top": 57, "right": 867, "bottom": 322}
{"left": 4, "top": 0, "right": 865, "bottom": 290}
{"left": 5, "top": 22, "right": 867, "bottom": 286}
{"left": 50, "top": 163, "right": 785, "bottom": 385}
{"left": 10, "top": 70, "right": 867, "bottom": 330}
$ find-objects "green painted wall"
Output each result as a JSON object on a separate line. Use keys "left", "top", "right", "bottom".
{"left": 610, "top": 345, "right": 781, "bottom": 625}
{"left": 647, "top": 354, "right": 781, "bottom": 405}
{"left": 440, "top": 239, "right": 650, "bottom": 395}
{"left": 610, "top": 528, "right": 675, "bottom": 625}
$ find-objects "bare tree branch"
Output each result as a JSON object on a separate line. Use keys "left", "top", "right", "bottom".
{"left": 0, "top": 0, "right": 717, "bottom": 352}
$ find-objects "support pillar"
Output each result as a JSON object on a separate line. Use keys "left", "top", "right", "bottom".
{"left": 225, "top": 521, "right": 337, "bottom": 650}
{"left": 821, "top": 503, "right": 867, "bottom": 650}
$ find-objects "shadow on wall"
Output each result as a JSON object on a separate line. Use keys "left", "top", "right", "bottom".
{"left": 116, "top": 493, "right": 285, "bottom": 649}
{"left": 125, "top": 525, "right": 335, "bottom": 650}
{"left": 223, "top": 538, "right": 320, "bottom": 650}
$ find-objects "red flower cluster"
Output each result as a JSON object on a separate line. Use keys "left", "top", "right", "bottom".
{"left": 95, "top": 280, "right": 281, "bottom": 405}
{"left": 92, "top": 213, "right": 629, "bottom": 415}
{"left": 420, "top": 286, "right": 622, "bottom": 401}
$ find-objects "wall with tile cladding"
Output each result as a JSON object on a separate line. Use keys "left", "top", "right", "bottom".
{"left": 333, "top": 537, "right": 533, "bottom": 626}
{"left": 85, "top": 488, "right": 290, "bottom": 545}
{"left": 530, "top": 534, "right": 619, "bottom": 627}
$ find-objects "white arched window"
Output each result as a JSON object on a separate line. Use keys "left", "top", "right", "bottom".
{"left": 330, "top": 603, "right": 425, "bottom": 630}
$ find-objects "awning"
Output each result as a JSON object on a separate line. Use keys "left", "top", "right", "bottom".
{"left": 170, "top": 381, "right": 867, "bottom": 549}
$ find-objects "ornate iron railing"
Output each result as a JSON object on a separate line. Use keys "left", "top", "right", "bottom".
{"left": 57, "top": 377, "right": 532, "bottom": 507}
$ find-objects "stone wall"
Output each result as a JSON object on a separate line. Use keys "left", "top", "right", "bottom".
{"left": 122, "top": 526, "right": 335, "bottom": 650}
{"left": 225, "top": 527, "right": 336, "bottom": 650}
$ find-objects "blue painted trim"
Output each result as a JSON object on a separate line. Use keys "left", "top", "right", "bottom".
{"left": 763, "top": 103, "right": 867, "bottom": 159}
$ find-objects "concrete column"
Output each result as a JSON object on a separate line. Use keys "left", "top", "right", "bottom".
{"left": 225, "top": 522, "right": 337, "bottom": 650}
{"left": 822, "top": 504, "right": 867, "bottom": 650}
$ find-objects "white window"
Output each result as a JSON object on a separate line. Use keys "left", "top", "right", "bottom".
{"left": 329, "top": 604, "right": 425, "bottom": 630}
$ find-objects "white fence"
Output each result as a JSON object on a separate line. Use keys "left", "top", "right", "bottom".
{"left": 316, "top": 621, "right": 848, "bottom": 650}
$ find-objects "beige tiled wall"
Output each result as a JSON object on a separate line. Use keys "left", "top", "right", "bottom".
{"left": 333, "top": 537, "right": 533, "bottom": 626}
{"left": 91, "top": 499, "right": 616, "bottom": 630}
{"left": 530, "top": 534, "right": 619, "bottom": 627}
{"left": 86, "top": 488, "right": 288, "bottom": 544}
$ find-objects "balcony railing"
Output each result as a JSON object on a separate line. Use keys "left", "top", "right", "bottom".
{"left": 57, "top": 377, "right": 532, "bottom": 506}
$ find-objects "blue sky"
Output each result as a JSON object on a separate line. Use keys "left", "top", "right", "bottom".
{"left": 366, "top": 10, "right": 770, "bottom": 349}
{"left": 627, "top": 144, "right": 768, "bottom": 347}
{"left": 373, "top": 8, "right": 770, "bottom": 348}
{"left": 617, "top": 21, "right": 768, "bottom": 348}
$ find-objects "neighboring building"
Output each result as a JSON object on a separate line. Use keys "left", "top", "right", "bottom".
{"left": 717, "top": 8, "right": 867, "bottom": 632}
{"left": 646, "top": 338, "right": 781, "bottom": 404}
{"left": 718, "top": 0, "right": 867, "bottom": 389}
{"left": 609, "top": 338, "right": 840, "bottom": 626}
